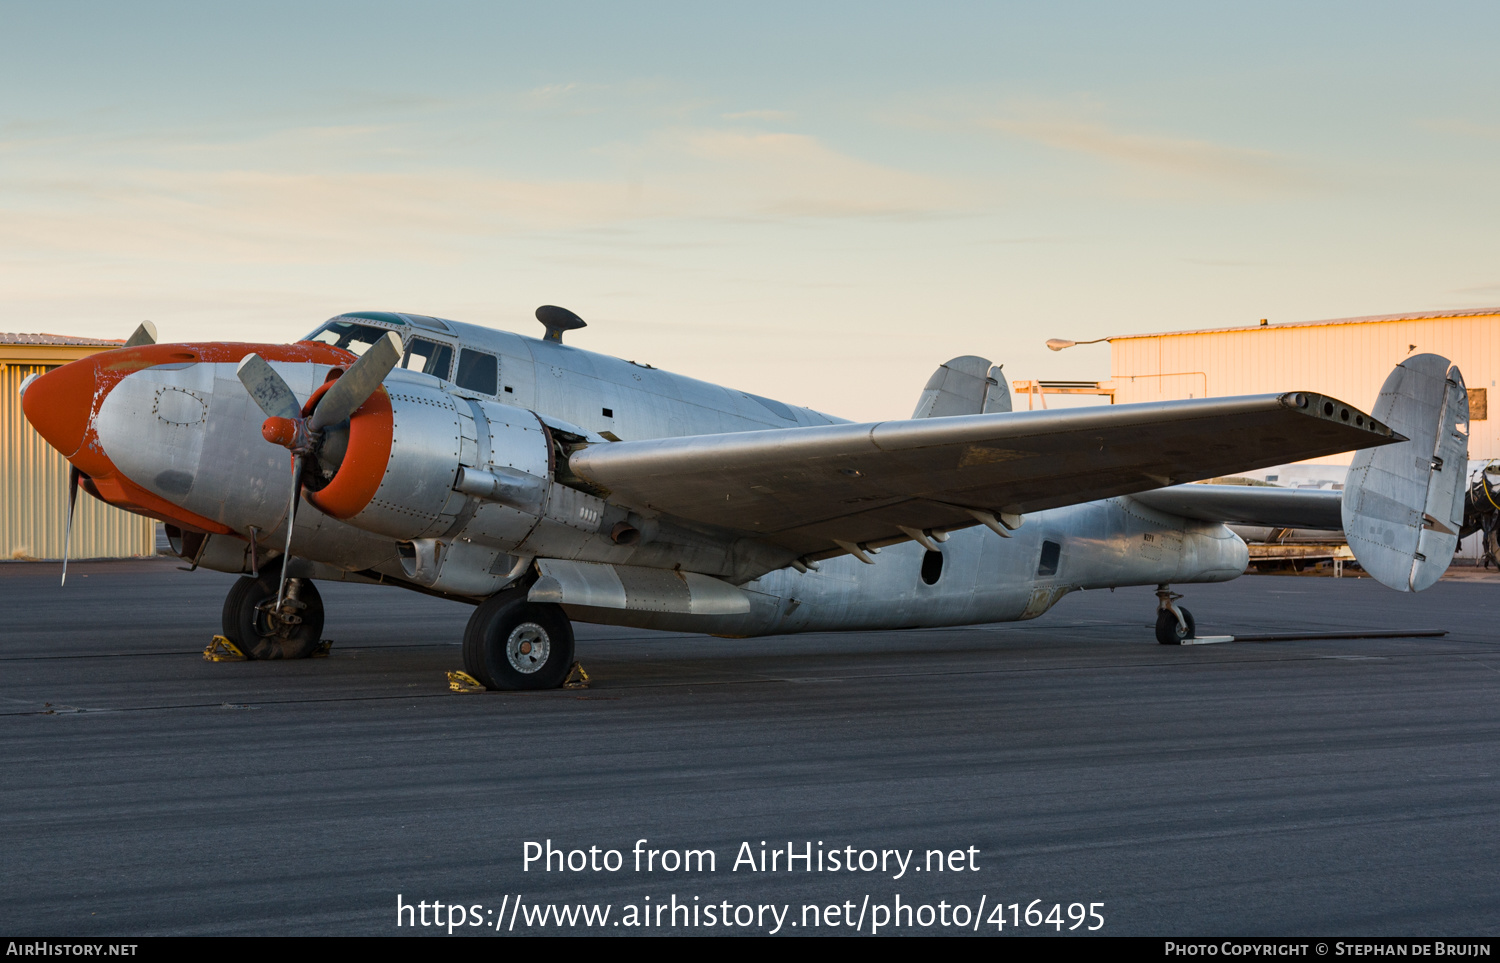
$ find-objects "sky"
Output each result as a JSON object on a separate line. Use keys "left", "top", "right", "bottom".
{"left": 3, "top": 2, "right": 1498, "bottom": 420}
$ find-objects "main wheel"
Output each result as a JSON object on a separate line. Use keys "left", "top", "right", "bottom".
{"left": 1155, "top": 606, "right": 1196, "bottom": 645}
{"left": 462, "top": 589, "right": 575, "bottom": 690}
{"left": 221, "top": 571, "right": 326, "bottom": 660}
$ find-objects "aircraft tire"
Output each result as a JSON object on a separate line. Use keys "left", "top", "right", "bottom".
{"left": 221, "top": 572, "right": 326, "bottom": 660}
{"left": 1155, "top": 606, "right": 1196, "bottom": 645}
{"left": 463, "top": 589, "right": 575, "bottom": 690}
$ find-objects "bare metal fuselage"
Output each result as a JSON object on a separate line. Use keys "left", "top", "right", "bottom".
{"left": 87, "top": 319, "right": 1248, "bottom": 636}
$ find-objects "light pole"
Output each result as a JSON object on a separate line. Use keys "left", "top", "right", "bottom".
{"left": 1024, "top": 336, "right": 1117, "bottom": 409}
{"left": 1046, "top": 337, "right": 1110, "bottom": 351}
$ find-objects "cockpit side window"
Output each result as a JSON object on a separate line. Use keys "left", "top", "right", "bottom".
{"left": 402, "top": 337, "right": 454, "bottom": 380}
{"left": 455, "top": 348, "right": 498, "bottom": 395}
{"left": 303, "top": 321, "right": 396, "bottom": 356}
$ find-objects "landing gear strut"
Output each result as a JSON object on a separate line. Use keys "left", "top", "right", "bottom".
{"left": 462, "top": 588, "right": 576, "bottom": 690}
{"left": 1155, "top": 584, "right": 1196, "bottom": 645}
{"left": 221, "top": 565, "right": 326, "bottom": 659}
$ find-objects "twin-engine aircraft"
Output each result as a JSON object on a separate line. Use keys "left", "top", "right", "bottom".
{"left": 20, "top": 308, "right": 1470, "bottom": 689}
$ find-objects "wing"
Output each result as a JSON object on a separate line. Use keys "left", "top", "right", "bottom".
{"left": 1130, "top": 484, "right": 1344, "bottom": 529}
{"left": 569, "top": 391, "right": 1400, "bottom": 560}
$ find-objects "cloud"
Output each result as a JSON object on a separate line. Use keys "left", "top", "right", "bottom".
{"left": 0, "top": 113, "right": 966, "bottom": 269}
{"left": 0, "top": 168, "right": 659, "bottom": 263}
{"left": 0, "top": 137, "right": 955, "bottom": 265}
{"left": 668, "top": 127, "right": 960, "bottom": 218}
{"left": 981, "top": 116, "right": 1316, "bottom": 193}
{"left": 1418, "top": 118, "right": 1500, "bottom": 141}
{"left": 722, "top": 110, "right": 793, "bottom": 122}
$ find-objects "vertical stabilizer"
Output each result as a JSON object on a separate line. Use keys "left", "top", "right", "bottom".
{"left": 912, "top": 356, "right": 1006, "bottom": 418}
{"left": 981, "top": 364, "right": 1011, "bottom": 413}
{"left": 1342, "top": 354, "right": 1469, "bottom": 591}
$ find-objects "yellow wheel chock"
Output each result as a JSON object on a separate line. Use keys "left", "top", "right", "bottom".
{"left": 203, "top": 636, "right": 247, "bottom": 662}
{"left": 447, "top": 670, "right": 486, "bottom": 693}
{"left": 562, "top": 661, "right": 590, "bottom": 689}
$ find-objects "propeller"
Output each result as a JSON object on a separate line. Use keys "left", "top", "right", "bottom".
{"left": 60, "top": 465, "right": 80, "bottom": 587}
{"left": 123, "top": 321, "right": 157, "bottom": 347}
{"left": 58, "top": 321, "right": 156, "bottom": 589}
{"left": 235, "top": 331, "right": 404, "bottom": 613}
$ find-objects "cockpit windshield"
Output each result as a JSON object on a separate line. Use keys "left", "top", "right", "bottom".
{"left": 303, "top": 321, "right": 398, "bottom": 356}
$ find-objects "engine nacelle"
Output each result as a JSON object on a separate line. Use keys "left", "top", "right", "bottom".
{"left": 308, "top": 380, "right": 552, "bottom": 543}
{"left": 398, "top": 537, "right": 523, "bottom": 597}
{"left": 306, "top": 379, "right": 792, "bottom": 590}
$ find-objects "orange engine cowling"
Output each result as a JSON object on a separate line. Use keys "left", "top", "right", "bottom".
{"left": 306, "top": 381, "right": 487, "bottom": 541}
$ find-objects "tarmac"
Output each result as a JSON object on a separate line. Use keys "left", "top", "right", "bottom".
{"left": 2, "top": 559, "right": 1497, "bottom": 936}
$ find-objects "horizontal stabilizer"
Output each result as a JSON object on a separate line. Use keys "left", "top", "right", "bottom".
{"left": 1131, "top": 484, "right": 1344, "bottom": 530}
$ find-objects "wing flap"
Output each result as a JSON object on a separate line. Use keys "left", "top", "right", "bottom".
{"left": 569, "top": 391, "right": 1401, "bottom": 558}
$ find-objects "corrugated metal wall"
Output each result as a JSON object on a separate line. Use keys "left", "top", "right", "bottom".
{"left": 1110, "top": 314, "right": 1499, "bottom": 464}
{"left": 2, "top": 363, "right": 157, "bottom": 559}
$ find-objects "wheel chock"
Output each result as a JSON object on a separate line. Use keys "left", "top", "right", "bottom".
{"left": 312, "top": 640, "right": 333, "bottom": 658}
{"left": 203, "top": 636, "right": 248, "bottom": 662}
{"left": 562, "top": 661, "right": 590, "bottom": 689}
{"left": 1177, "top": 635, "right": 1236, "bottom": 646}
{"left": 447, "top": 670, "right": 486, "bottom": 693}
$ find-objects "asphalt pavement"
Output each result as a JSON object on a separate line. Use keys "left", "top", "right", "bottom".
{"left": 2, "top": 559, "right": 1497, "bottom": 936}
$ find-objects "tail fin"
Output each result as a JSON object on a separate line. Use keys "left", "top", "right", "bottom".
{"left": 981, "top": 364, "right": 1011, "bottom": 413}
{"left": 912, "top": 356, "right": 1010, "bottom": 418}
{"left": 1342, "top": 354, "right": 1469, "bottom": 591}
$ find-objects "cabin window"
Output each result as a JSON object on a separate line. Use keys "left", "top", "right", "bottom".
{"left": 920, "top": 550, "right": 943, "bottom": 585}
{"left": 304, "top": 321, "right": 396, "bottom": 356}
{"left": 1038, "top": 540, "right": 1061, "bottom": 577}
{"left": 402, "top": 337, "right": 454, "bottom": 380}
{"left": 400, "top": 313, "right": 452, "bottom": 333}
{"left": 456, "top": 348, "right": 499, "bottom": 395}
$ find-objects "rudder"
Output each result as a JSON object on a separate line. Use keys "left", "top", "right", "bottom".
{"left": 1342, "top": 354, "right": 1469, "bottom": 591}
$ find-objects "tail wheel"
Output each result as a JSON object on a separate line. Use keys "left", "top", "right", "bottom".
{"left": 221, "top": 571, "right": 326, "bottom": 660}
{"left": 1155, "top": 606, "right": 1196, "bottom": 645}
{"left": 462, "top": 589, "right": 575, "bottom": 690}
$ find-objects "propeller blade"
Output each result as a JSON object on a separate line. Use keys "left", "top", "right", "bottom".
{"left": 61, "top": 465, "right": 79, "bottom": 587}
{"left": 275, "top": 454, "right": 304, "bottom": 613}
{"left": 236, "top": 353, "right": 304, "bottom": 421}
{"left": 308, "top": 330, "right": 403, "bottom": 431}
{"left": 123, "top": 321, "right": 158, "bottom": 348}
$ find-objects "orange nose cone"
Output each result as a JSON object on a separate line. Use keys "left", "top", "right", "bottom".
{"left": 262, "top": 416, "right": 298, "bottom": 448}
{"left": 21, "top": 357, "right": 98, "bottom": 458}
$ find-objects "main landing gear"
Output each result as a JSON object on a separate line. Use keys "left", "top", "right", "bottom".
{"left": 221, "top": 565, "right": 326, "bottom": 660}
{"left": 1155, "top": 584, "right": 1196, "bottom": 645}
{"left": 462, "top": 587, "right": 576, "bottom": 690}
